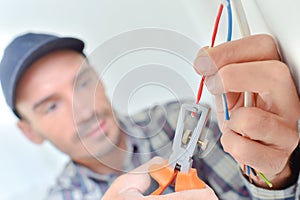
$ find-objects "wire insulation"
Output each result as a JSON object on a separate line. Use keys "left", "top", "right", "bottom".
{"left": 231, "top": 0, "right": 253, "bottom": 107}
{"left": 211, "top": 4, "right": 224, "bottom": 47}
{"left": 195, "top": 4, "right": 224, "bottom": 105}
{"left": 230, "top": 0, "right": 250, "bottom": 37}
{"left": 196, "top": 76, "right": 206, "bottom": 104}
{"left": 221, "top": 0, "right": 233, "bottom": 121}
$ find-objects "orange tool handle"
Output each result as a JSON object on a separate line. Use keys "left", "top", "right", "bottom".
{"left": 149, "top": 161, "right": 177, "bottom": 195}
{"left": 149, "top": 161, "right": 206, "bottom": 195}
{"left": 175, "top": 168, "right": 206, "bottom": 192}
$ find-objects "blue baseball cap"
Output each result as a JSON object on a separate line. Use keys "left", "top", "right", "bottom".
{"left": 0, "top": 32, "right": 85, "bottom": 117}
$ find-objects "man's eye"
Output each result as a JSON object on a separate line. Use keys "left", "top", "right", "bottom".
{"left": 78, "top": 78, "right": 91, "bottom": 89}
{"left": 45, "top": 102, "right": 57, "bottom": 114}
{"left": 79, "top": 79, "right": 90, "bottom": 88}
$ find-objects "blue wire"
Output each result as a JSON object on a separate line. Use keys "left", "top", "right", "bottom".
{"left": 222, "top": 0, "right": 232, "bottom": 121}
{"left": 222, "top": 94, "right": 230, "bottom": 120}
{"left": 246, "top": 165, "right": 251, "bottom": 175}
{"left": 226, "top": 0, "right": 233, "bottom": 42}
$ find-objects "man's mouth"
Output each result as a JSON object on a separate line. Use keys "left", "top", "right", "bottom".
{"left": 82, "top": 119, "right": 108, "bottom": 140}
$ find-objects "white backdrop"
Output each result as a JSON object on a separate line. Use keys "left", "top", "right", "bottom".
{"left": 1, "top": 0, "right": 297, "bottom": 199}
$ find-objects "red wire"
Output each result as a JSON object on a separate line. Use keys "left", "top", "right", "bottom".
{"left": 195, "top": 4, "right": 223, "bottom": 104}
{"left": 196, "top": 76, "right": 206, "bottom": 104}
{"left": 211, "top": 4, "right": 224, "bottom": 48}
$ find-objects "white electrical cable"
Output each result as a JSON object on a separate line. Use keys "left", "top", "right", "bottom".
{"left": 230, "top": 0, "right": 253, "bottom": 107}
{"left": 231, "top": 0, "right": 250, "bottom": 37}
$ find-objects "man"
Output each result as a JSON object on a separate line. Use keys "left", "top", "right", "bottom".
{"left": 1, "top": 33, "right": 299, "bottom": 200}
{"left": 0, "top": 33, "right": 218, "bottom": 199}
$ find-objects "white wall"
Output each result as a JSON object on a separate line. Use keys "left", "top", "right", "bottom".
{"left": 2, "top": 0, "right": 297, "bottom": 199}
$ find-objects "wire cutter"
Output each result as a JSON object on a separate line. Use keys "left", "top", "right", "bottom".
{"left": 149, "top": 103, "right": 210, "bottom": 195}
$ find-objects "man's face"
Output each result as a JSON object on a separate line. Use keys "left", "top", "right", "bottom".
{"left": 15, "top": 50, "right": 122, "bottom": 162}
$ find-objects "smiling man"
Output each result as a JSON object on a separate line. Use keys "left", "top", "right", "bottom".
{"left": 0, "top": 33, "right": 219, "bottom": 199}
{"left": 15, "top": 48, "right": 127, "bottom": 175}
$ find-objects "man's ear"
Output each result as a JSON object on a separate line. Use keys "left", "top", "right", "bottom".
{"left": 17, "top": 120, "right": 45, "bottom": 144}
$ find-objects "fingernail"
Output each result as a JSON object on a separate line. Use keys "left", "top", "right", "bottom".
{"left": 194, "top": 49, "right": 216, "bottom": 75}
{"left": 205, "top": 74, "right": 224, "bottom": 94}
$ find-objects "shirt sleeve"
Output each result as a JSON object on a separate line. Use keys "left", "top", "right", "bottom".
{"left": 242, "top": 175, "right": 299, "bottom": 200}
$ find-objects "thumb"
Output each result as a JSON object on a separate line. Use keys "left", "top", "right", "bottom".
{"left": 102, "top": 157, "right": 165, "bottom": 200}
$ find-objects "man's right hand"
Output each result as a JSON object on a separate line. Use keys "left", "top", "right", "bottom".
{"left": 102, "top": 157, "right": 218, "bottom": 200}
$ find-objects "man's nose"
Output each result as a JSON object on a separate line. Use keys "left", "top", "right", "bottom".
{"left": 71, "top": 89, "right": 95, "bottom": 123}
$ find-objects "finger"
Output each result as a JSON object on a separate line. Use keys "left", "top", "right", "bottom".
{"left": 214, "top": 94, "right": 242, "bottom": 131}
{"left": 103, "top": 157, "right": 165, "bottom": 200}
{"left": 131, "top": 156, "right": 166, "bottom": 174}
{"left": 228, "top": 107, "right": 299, "bottom": 151}
{"left": 206, "top": 60, "right": 300, "bottom": 120}
{"left": 220, "top": 126, "right": 289, "bottom": 175}
{"left": 120, "top": 156, "right": 166, "bottom": 192}
{"left": 206, "top": 60, "right": 289, "bottom": 94}
{"left": 214, "top": 93, "right": 242, "bottom": 113}
{"left": 143, "top": 188, "right": 218, "bottom": 200}
{"left": 214, "top": 93, "right": 243, "bottom": 131}
{"left": 205, "top": 60, "right": 296, "bottom": 103}
{"left": 194, "top": 34, "right": 280, "bottom": 76}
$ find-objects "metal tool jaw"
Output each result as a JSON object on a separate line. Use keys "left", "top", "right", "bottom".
{"left": 168, "top": 103, "right": 210, "bottom": 173}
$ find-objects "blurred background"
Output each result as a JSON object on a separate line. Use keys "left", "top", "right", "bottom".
{"left": 0, "top": 0, "right": 294, "bottom": 199}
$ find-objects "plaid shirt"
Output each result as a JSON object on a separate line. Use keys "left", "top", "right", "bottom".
{"left": 46, "top": 101, "right": 300, "bottom": 200}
